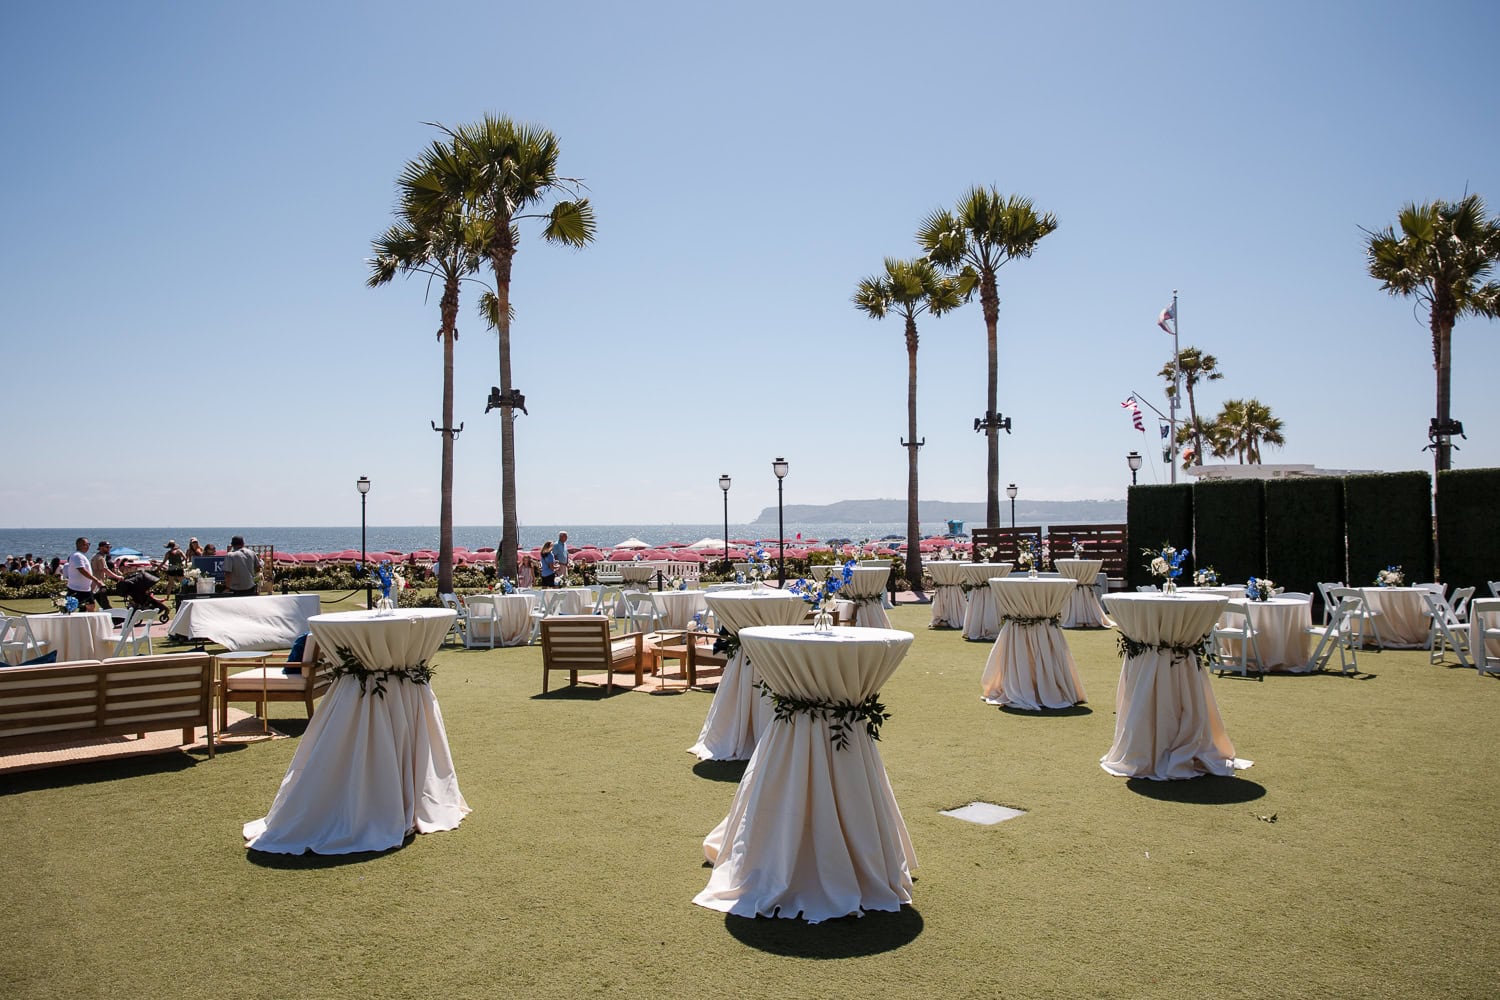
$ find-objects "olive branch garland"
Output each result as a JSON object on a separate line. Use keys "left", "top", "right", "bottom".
{"left": 1001, "top": 614, "right": 1062, "bottom": 629}
{"left": 711, "top": 628, "right": 740, "bottom": 660}
{"left": 331, "top": 645, "right": 434, "bottom": 698}
{"left": 1115, "top": 633, "right": 1211, "bottom": 670}
{"left": 755, "top": 681, "right": 891, "bottom": 751}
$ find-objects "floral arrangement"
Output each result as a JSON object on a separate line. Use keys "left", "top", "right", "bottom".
{"left": 1016, "top": 536, "right": 1047, "bottom": 570}
{"left": 494, "top": 577, "right": 516, "bottom": 594}
{"left": 184, "top": 567, "right": 203, "bottom": 582}
{"left": 1144, "top": 543, "right": 1189, "bottom": 583}
{"left": 746, "top": 547, "right": 773, "bottom": 581}
{"left": 1070, "top": 537, "right": 1084, "bottom": 559}
{"left": 1376, "top": 565, "right": 1404, "bottom": 587}
{"left": 789, "top": 560, "right": 857, "bottom": 617}
{"left": 665, "top": 576, "right": 687, "bottom": 591}
{"left": 1194, "top": 567, "right": 1219, "bottom": 586}
{"left": 53, "top": 594, "right": 78, "bottom": 614}
{"left": 1245, "top": 577, "right": 1274, "bottom": 601}
{"left": 978, "top": 545, "right": 998, "bottom": 562}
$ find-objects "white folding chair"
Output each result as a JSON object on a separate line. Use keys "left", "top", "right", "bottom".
{"left": 1305, "top": 596, "right": 1364, "bottom": 675}
{"left": 1489, "top": 581, "right": 1500, "bottom": 598}
{"left": 110, "top": 607, "right": 153, "bottom": 657}
{"left": 593, "top": 586, "right": 625, "bottom": 629}
{"left": 1135, "top": 584, "right": 1159, "bottom": 593}
{"left": 1210, "top": 602, "right": 1263, "bottom": 678}
{"left": 1, "top": 617, "right": 53, "bottom": 665}
{"left": 1423, "top": 591, "right": 1472, "bottom": 668}
{"left": 1448, "top": 586, "right": 1475, "bottom": 623}
{"left": 527, "top": 590, "right": 571, "bottom": 644}
{"left": 623, "top": 591, "right": 662, "bottom": 633}
{"left": 438, "top": 593, "right": 469, "bottom": 645}
{"left": 1334, "top": 587, "right": 1384, "bottom": 648}
{"left": 1473, "top": 598, "right": 1500, "bottom": 678}
{"left": 465, "top": 602, "right": 499, "bottom": 649}
{"left": 1317, "top": 582, "right": 1343, "bottom": 624}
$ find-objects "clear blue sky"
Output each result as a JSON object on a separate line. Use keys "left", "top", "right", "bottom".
{"left": 4, "top": 0, "right": 1497, "bottom": 529}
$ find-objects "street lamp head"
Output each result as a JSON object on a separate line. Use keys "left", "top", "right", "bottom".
{"left": 1126, "top": 451, "right": 1143, "bottom": 473}
{"left": 719, "top": 474, "right": 731, "bottom": 492}
{"left": 1006, "top": 483, "right": 1018, "bottom": 500}
{"left": 772, "top": 457, "right": 789, "bottom": 480}
{"left": 356, "top": 476, "right": 371, "bottom": 495}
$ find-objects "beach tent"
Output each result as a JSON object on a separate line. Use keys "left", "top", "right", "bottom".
{"left": 614, "top": 537, "right": 650, "bottom": 549}
{"left": 687, "top": 537, "right": 729, "bottom": 551}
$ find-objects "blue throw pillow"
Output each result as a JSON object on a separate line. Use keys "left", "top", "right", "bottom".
{"left": 21, "top": 650, "right": 58, "bottom": 666}
{"left": 286, "top": 632, "right": 310, "bottom": 663}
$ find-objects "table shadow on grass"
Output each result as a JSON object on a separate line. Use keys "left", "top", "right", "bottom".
{"left": 246, "top": 832, "right": 416, "bottom": 869}
{"left": 725, "top": 905, "right": 923, "bottom": 957}
{"left": 692, "top": 759, "right": 748, "bottom": 782}
{"left": 1125, "top": 775, "right": 1266, "bottom": 804}
{"left": 998, "top": 704, "right": 1093, "bottom": 717}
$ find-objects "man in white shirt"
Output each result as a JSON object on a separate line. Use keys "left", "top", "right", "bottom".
{"left": 64, "top": 537, "right": 104, "bottom": 610}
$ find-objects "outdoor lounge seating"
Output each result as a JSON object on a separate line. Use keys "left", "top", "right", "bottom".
{"left": 217, "top": 636, "right": 332, "bottom": 732}
{"left": 539, "top": 616, "right": 645, "bottom": 694}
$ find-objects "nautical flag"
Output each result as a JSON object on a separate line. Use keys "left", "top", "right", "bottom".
{"left": 1160, "top": 422, "right": 1170, "bottom": 440}
{"left": 1157, "top": 302, "right": 1176, "bottom": 335}
{"left": 1121, "top": 397, "right": 1144, "bottom": 433}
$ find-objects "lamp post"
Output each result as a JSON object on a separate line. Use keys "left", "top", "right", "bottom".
{"left": 718, "top": 474, "right": 731, "bottom": 573}
{"left": 356, "top": 476, "right": 372, "bottom": 609}
{"left": 1126, "top": 450, "right": 1143, "bottom": 486}
{"left": 1006, "top": 482, "right": 1018, "bottom": 531}
{"left": 772, "top": 457, "right": 789, "bottom": 586}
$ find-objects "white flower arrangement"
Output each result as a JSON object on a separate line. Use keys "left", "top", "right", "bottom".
{"left": 1194, "top": 567, "right": 1219, "bottom": 586}
{"left": 978, "top": 545, "right": 998, "bottom": 562}
{"left": 184, "top": 567, "right": 203, "bottom": 581}
{"left": 1376, "top": 565, "right": 1404, "bottom": 587}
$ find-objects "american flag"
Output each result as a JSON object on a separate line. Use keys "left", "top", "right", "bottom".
{"left": 1121, "top": 397, "right": 1144, "bottom": 433}
{"left": 1157, "top": 302, "right": 1176, "bottom": 335}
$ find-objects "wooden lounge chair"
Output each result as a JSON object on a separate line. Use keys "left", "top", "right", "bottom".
{"left": 217, "top": 634, "right": 332, "bottom": 732}
{"left": 540, "top": 615, "right": 645, "bottom": 694}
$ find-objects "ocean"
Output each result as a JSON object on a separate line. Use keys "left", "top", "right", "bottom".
{"left": 0, "top": 522, "right": 961, "bottom": 561}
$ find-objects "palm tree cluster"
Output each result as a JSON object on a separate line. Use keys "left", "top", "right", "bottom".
{"left": 855, "top": 187, "right": 1057, "bottom": 589}
{"left": 368, "top": 115, "right": 594, "bottom": 589}
{"left": 1157, "top": 349, "right": 1284, "bottom": 467}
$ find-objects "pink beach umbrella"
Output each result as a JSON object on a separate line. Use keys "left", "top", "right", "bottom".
{"left": 668, "top": 549, "right": 704, "bottom": 563}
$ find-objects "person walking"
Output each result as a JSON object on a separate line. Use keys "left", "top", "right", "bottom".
{"left": 554, "top": 531, "right": 570, "bottom": 584}
{"left": 223, "top": 536, "right": 261, "bottom": 596}
{"left": 64, "top": 537, "right": 105, "bottom": 610}
{"left": 91, "top": 540, "right": 126, "bottom": 610}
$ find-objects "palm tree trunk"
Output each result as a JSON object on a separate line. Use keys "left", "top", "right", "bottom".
{"left": 1187, "top": 384, "right": 1204, "bottom": 466}
{"left": 905, "top": 315, "right": 922, "bottom": 592}
{"left": 981, "top": 269, "right": 1000, "bottom": 528}
{"left": 438, "top": 277, "right": 458, "bottom": 595}
{"left": 1435, "top": 317, "right": 1453, "bottom": 471}
{"left": 493, "top": 249, "right": 518, "bottom": 578}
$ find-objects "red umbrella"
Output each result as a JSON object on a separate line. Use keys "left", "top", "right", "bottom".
{"left": 668, "top": 549, "right": 705, "bottom": 563}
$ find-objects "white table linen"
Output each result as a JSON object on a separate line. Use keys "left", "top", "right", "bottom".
{"left": 1225, "top": 596, "right": 1313, "bottom": 671}
{"left": 1360, "top": 587, "right": 1429, "bottom": 648}
{"left": 1055, "top": 559, "right": 1109, "bottom": 628}
{"left": 1471, "top": 598, "right": 1500, "bottom": 664}
{"left": 980, "top": 578, "right": 1086, "bottom": 709}
{"left": 651, "top": 590, "right": 709, "bottom": 630}
{"left": 961, "top": 564, "right": 1013, "bottom": 641}
{"left": 464, "top": 593, "right": 537, "bottom": 646}
{"left": 21, "top": 612, "right": 114, "bottom": 661}
{"left": 842, "top": 566, "right": 891, "bottom": 627}
{"left": 243, "top": 608, "right": 469, "bottom": 854}
{"left": 619, "top": 563, "right": 664, "bottom": 588}
{"left": 927, "top": 562, "right": 967, "bottom": 629}
{"left": 690, "top": 591, "right": 806, "bottom": 761}
{"left": 696, "top": 626, "right": 916, "bottom": 923}
{"left": 1099, "top": 593, "right": 1251, "bottom": 781}
{"left": 167, "top": 594, "right": 321, "bottom": 651}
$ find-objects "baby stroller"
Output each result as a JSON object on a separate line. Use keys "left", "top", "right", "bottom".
{"left": 118, "top": 570, "right": 172, "bottom": 624}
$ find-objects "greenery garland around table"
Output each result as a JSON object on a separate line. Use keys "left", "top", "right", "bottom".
{"left": 332, "top": 645, "right": 434, "bottom": 697}
{"left": 1000, "top": 613, "right": 1062, "bottom": 629}
{"left": 1115, "top": 633, "right": 1211, "bottom": 670}
{"left": 756, "top": 681, "right": 891, "bottom": 751}
{"left": 711, "top": 628, "right": 740, "bottom": 661}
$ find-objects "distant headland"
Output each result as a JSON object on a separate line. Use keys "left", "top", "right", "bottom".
{"left": 751, "top": 498, "right": 1125, "bottom": 526}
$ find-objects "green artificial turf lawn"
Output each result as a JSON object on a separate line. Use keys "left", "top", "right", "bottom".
{"left": 1, "top": 604, "right": 1497, "bottom": 999}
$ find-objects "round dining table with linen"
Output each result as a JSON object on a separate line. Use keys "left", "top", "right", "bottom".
{"left": 696, "top": 625, "right": 917, "bottom": 923}
{"left": 619, "top": 563, "right": 662, "bottom": 588}
{"left": 464, "top": 592, "right": 537, "bottom": 646}
{"left": 243, "top": 608, "right": 469, "bottom": 854}
{"left": 21, "top": 611, "right": 115, "bottom": 661}
{"left": 927, "top": 561, "right": 967, "bottom": 629}
{"left": 1227, "top": 596, "right": 1313, "bottom": 671}
{"left": 1099, "top": 593, "right": 1252, "bottom": 781}
{"left": 842, "top": 565, "right": 892, "bottom": 627}
{"left": 980, "top": 577, "right": 1086, "bottom": 710}
{"left": 651, "top": 590, "right": 709, "bottom": 630}
{"left": 961, "top": 564, "right": 1013, "bottom": 641}
{"left": 689, "top": 590, "right": 807, "bottom": 761}
{"left": 1054, "top": 558, "right": 1109, "bottom": 628}
{"left": 1359, "top": 586, "right": 1430, "bottom": 649}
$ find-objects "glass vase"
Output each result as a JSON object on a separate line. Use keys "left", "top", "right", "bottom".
{"left": 813, "top": 607, "right": 834, "bottom": 632}
{"left": 1163, "top": 580, "right": 1177, "bottom": 595}
{"left": 1028, "top": 567, "right": 1038, "bottom": 579}
{"left": 376, "top": 594, "right": 396, "bottom": 615}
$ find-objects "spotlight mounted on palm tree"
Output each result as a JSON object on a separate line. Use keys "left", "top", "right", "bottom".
{"left": 1425, "top": 418, "right": 1465, "bottom": 453}
{"left": 485, "top": 387, "right": 527, "bottom": 415}
{"left": 974, "top": 411, "right": 1012, "bottom": 434}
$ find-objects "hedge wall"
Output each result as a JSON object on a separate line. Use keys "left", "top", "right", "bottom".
{"left": 1125, "top": 484, "right": 1193, "bottom": 589}
{"left": 1345, "top": 471, "right": 1433, "bottom": 586}
{"left": 1435, "top": 468, "right": 1500, "bottom": 593}
{"left": 1193, "top": 479, "right": 1265, "bottom": 585}
{"left": 1265, "top": 477, "right": 1345, "bottom": 614}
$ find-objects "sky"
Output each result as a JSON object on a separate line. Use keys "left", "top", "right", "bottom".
{"left": 3, "top": 0, "right": 1498, "bottom": 531}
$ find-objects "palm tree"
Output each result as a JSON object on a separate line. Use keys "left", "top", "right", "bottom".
{"left": 853, "top": 258, "right": 966, "bottom": 591}
{"left": 368, "top": 141, "right": 485, "bottom": 594}
{"left": 1158, "top": 347, "right": 1223, "bottom": 466}
{"left": 918, "top": 188, "right": 1058, "bottom": 527}
{"left": 1209, "top": 398, "right": 1285, "bottom": 464}
{"left": 413, "top": 115, "right": 596, "bottom": 577}
{"left": 1364, "top": 194, "right": 1500, "bottom": 471}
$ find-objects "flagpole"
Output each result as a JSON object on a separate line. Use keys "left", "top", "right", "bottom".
{"left": 1170, "top": 289, "right": 1180, "bottom": 484}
